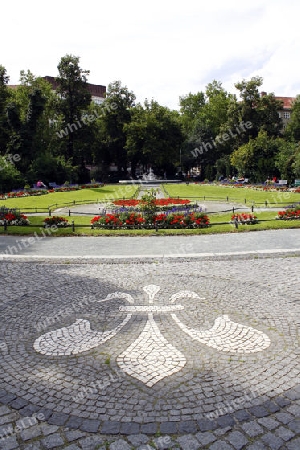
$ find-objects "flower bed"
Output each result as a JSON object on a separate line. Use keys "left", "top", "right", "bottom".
{"left": 91, "top": 212, "right": 210, "bottom": 229}
{"left": 80, "top": 183, "right": 104, "bottom": 189}
{"left": 43, "top": 216, "right": 69, "bottom": 227}
{"left": 113, "top": 198, "right": 191, "bottom": 207}
{"left": 276, "top": 208, "right": 300, "bottom": 220}
{"left": 0, "top": 207, "right": 29, "bottom": 225}
{"left": 0, "top": 190, "right": 49, "bottom": 199}
{"left": 231, "top": 213, "right": 258, "bottom": 225}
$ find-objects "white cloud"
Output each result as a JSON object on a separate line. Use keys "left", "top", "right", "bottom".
{"left": 2, "top": 0, "right": 300, "bottom": 108}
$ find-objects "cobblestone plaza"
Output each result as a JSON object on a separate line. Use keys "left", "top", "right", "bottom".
{"left": 0, "top": 248, "right": 299, "bottom": 449}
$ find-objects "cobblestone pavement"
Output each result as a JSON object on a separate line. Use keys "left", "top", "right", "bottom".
{"left": 0, "top": 255, "right": 299, "bottom": 449}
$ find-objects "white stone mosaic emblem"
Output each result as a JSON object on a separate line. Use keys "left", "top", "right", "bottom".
{"left": 33, "top": 285, "right": 271, "bottom": 386}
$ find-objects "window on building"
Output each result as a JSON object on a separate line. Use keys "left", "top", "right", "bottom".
{"left": 278, "top": 112, "right": 281, "bottom": 118}
{"left": 284, "top": 112, "right": 290, "bottom": 119}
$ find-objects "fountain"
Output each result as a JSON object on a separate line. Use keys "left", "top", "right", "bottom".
{"left": 119, "top": 166, "right": 181, "bottom": 185}
{"left": 142, "top": 167, "right": 157, "bottom": 182}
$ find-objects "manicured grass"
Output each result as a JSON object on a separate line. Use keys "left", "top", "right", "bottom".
{"left": 0, "top": 184, "right": 138, "bottom": 211}
{"left": 1, "top": 211, "right": 299, "bottom": 236}
{"left": 163, "top": 183, "right": 300, "bottom": 206}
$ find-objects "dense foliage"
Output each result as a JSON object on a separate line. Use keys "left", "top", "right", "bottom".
{"left": 1, "top": 58, "right": 300, "bottom": 193}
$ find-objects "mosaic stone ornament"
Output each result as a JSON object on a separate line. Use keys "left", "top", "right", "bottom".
{"left": 33, "top": 285, "right": 271, "bottom": 386}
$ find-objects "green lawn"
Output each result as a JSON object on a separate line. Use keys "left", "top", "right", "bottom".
{"left": 1, "top": 183, "right": 300, "bottom": 236}
{"left": 1, "top": 211, "right": 299, "bottom": 236}
{"left": 163, "top": 183, "right": 300, "bottom": 207}
{"left": 1, "top": 184, "right": 139, "bottom": 211}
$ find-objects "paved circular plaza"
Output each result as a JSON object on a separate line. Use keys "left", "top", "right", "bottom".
{"left": 0, "top": 256, "right": 299, "bottom": 442}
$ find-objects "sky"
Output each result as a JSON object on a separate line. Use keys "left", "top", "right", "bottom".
{"left": 2, "top": 0, "right": 300, "bottom": 110}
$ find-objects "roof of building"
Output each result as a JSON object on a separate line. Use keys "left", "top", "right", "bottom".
{"left": 43, "top": 76, "right": 106, "bottom": 98}
{"left": 8, "top": 77, "right": 106, "bottom": 99}
{"left": 274, "top": 96, "right": 295, "bottom": 109}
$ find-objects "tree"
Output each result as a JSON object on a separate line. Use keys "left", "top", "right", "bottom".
{"left": 99, "top": 80, "right": 136, "bottom": 174}
{"left": 56, "top": 55, "right": 91, "bottom": 163}
{"left": 275, "top": 140, "right": 300, "bottom": 182}
{"left": 228, "top": 77, "right": 283, "bottom": 142}
{"left": 180, "top": 82, "right": 234, "bottom": 179}
{"left": 230, "top": 130, "right": 281, "bottom": 182}
{"left": 285, "top": 96, "right": 300, "bottom": 141}
{"left": 125, "top": 99, "right": 183, "bottom": 177}
{"left": 0, "top": 65, "right": 11, "bottom": 152}
{"left": 6, "top": 87, "right": 46, "bottom": 174}
{"left": 0, "top": 156, "right": 23, "bottom": 192}
{"left": 179, "top": 91, "right": 206, "bottom": 134}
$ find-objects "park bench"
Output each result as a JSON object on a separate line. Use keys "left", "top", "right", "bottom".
{"left": 294, "top": 179, "right": 300, "bottom": 187}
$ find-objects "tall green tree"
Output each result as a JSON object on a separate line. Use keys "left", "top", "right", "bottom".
{"left": 230, "top": 130, "right": 281, "bottom": 182}
{"left": 227, "top": 77, "right": 283, "bottom": 143}
{"left": 275, "top": 140, "right": 300, "bottom": 182}
{"left": 56, "top": 55, "right": 91, "bottom": 163}
{"left": 0, "top": 65, "right": 11, "bottom": 152}
{"left": 125, "top": 99, "right": 183, "bottom": 177}
{"left": 7, "top": 86, "right": 46, "bottom": 174}
{"left": 99, "top": 80, "right": 136, "bottom": 174}
{"left": 285, "top": 95, "right": 300, "bottom": 141}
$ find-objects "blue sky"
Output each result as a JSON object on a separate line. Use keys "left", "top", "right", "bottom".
{"left": 3, "top": 0, "right": 300, "bottom": 109}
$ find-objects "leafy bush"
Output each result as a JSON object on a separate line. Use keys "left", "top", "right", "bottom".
{"left": 43, "top": 216, "right": 69, "bottom": 227}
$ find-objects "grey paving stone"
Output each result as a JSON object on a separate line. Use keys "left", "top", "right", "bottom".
{"left": 109, "top": 439, "right": 132, "bottom": 450}
{"left": 234, "top": 410, "right": 251, "bottom": 422}
{"left": 79, "top": 436, "right": 106, "bottom": 450}
{"left": 40, "top": 424, "right": 59, "bottom": 436}
{"left": 153, "top": 435, "right": 174, "bottom": 449}
{"left": 0, "top": 435, "right": 19, "bottom": 450}
{"left": 101, "top": 421, "right": 120, "bottom": 434}
{"left": 178, "top": 420, "right": 197, "bottom": 434}
{"left": 47, "top": 412, "right": 69, "bottom": 426}
{"left": 0, "top": 406, "right": 11, "bottom": 416}
{"left": 274, "top": 412, "right": 294, "bottom": 425}
{"left": 275, "top": 396, "right": 291, "bottom": 408}
{"left": 176, "top": 434, "right": 200, "bottom": 450}
{"left": 274, "top": 426, "right": 295, "bottom": 441}
{"left": 197, "top": 418, "right": 218, "bottom": 432}
{"left": 195, "top": 431, "right": 216, "bottom": 445}
{"left": 65, "top": 415, "right": 83, "bottom": 429}
{"left": 288, "top": 419, "right": 300, "bottom": 433}
{"left": 41, "top": 433, "right": 65, "bottom": 449}
{"left": 208, "top": 442, "right": 234, "bottom": 450}
{"left": 260, "top": 432, "right": 284, "bottom": 450}
{"left": 63, "top": 445, "right": 81, "bottom": 450}
{"left": 140, "top": 422, "right": 157, "bottom": 434}
{"left": 246, "top": 443, "right": 268, "bottom": 450}
{"left": 19, "top": 424, "right": 42, "bottom": 441}
{"left": 285, "top": 389, "right": 300, "bottom": 401}
{"left": 248, "top": 406, "right": 269, "bottom": 418}
{"left": 214, "top": 426, "right": 232, "bottom": 437}
{"left": 260, "top": 400, "right": 280, "bottom": 413}
{"left": 80, "top": 419, "right": 100, "bottom": 433}
{"left": 127, "top": 433, "right": 149, "bottom": 446}
{"left": 120, "top": 422, "right": 140, "bottom": 435}
{"left": 257, "top": 417, "right": 280, "bottom": 430}
{"left": 160, "top": 422, "right": 178, "bottom": 434}
{"left": 65, "top": 429, "right": 86, "bottom": 442}
{"left": 241, "top": 421, "right": 264, "bottom": 438}
{"left": 0, "top": 424, "right": 14, "bottom": 439}
{"left": 22, "top": 444, "right": 41, "bottom": 450}
{"left": 286, "top": 438, "right": 300, "bottom": 450}
{"left": 0, "top": 394, "right": 16, "bottom": 405}
{"left": 287, "top": 404, "right": 300, "bottom": 416}
{"left": 0, "top": 413, "right": 17, "bottom": 425}
{"left": 9, "top": 398, "right": 28, "bottom": 410}
{"left": 216, "top": 415, "right": 235, "bottom": 428}
{"left": 226, "top": 431, "right": 248, "bottom": 450}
